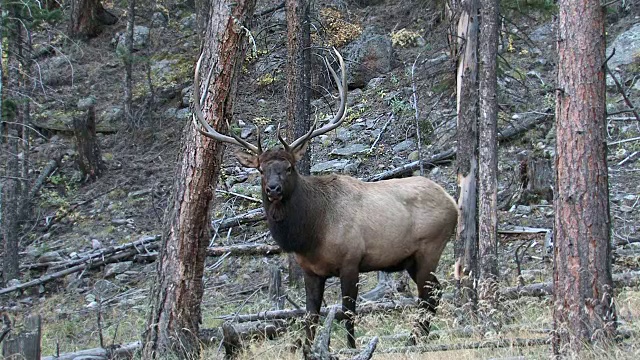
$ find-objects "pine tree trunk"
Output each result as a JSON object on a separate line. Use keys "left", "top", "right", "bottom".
{"left": 553, "top": 0, "right": 616, "bottom": 354}
{"left": 68, "top": 0, "right": 116, "bottom": 39}
{"left": 477, "top": 0, "right": 499, "bottom": 328}
{"left": 2, "top": 6, "right": 27, "bottom": 284}
{"left": 454, "top": 0, "right": 479, "bottom": 317}
{"left": 285, "top": 0, "right": 311, "bottom": 287}
{"left": 124, "top": 0, "right": 135, "bottom": 124}
{"left": 141, "top": 0, "right": 256, "bottom": 358}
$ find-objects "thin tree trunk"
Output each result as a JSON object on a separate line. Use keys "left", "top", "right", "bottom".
{"left": 477, "top": 0, "right": 499, "bottom": 329}
{"left": 124, "top": 0, "right": 135, "bottom": 125}
{"left": 285, "top": 0, "right": 311, "bottom": 288}
{"left": 2, "top": 6, "right": 25, "bottom": 284}
{"left": 553, "top": 0, "right": 616, "bottom": 354}
{"left": 141, "top": 0, "right": 256, "bottom": 358}
{"left": 454, "top": 0, "right": 479, "bottom": 317}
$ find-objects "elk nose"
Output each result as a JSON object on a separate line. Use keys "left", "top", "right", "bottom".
{"left": 266, "top": 184, "right": 282, "bottom": 196}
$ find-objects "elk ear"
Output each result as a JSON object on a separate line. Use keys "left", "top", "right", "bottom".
{"left": 292, "top": 140, "right": 310, "bottom": 162}
{"left": 234, "top": 151, "right": 259, "bottom": 168}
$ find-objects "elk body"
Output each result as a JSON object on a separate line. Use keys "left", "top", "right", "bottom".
{"left": 193, "top": 49, "right": 459, "bottom": 349}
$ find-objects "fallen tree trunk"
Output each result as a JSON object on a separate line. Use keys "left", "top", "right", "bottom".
{"left": 207, "top": 243, "right": 281, "bottom": 257}
{"left": 41, "top": 321, "right": 287, "bottom": 360}
{"left": 364, "top": 111, "right": 552, "bottom": 182}
{"left": 40, "top": 340, "right": 141, "bottom": 360}
{"left": 213, "top": 207, "right": 266, "bottom": 231}
{"left": 28, "top": 157, "right": 61, "bottom": 200}
{"left": 217, "top": 297, "right": 417, "bottom": 323}
{"left": 4, "top": 242, "right": 282, "bottom": 296}
{"left": 499, "top": 271, "right": 640, "bottom": 300}
{"left": 339, "top": 337, "right": 550, "bottom": 355}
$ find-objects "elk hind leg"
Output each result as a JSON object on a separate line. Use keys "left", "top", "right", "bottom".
{"left": 340, "top": 267, "right": 359, "bottom": 348}
{"left": 416, "top": 271, "right": 441, "bottom": 336}
{"left": 407, "top": 263, "right": 441, "bottom": 339}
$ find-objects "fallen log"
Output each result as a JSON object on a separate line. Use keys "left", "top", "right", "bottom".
{"left": 28, "top": 157, "right": 61, "bottom": 200}
{"left": 363, "top": 111, "right": 552, "bottom": 182}
{"left": 207, "top": 243, "right": 281, "bottom": 257}
{"left": 499, "top": 270, "right": 640, "bottom": 300}
{"left": 0, "top": 250, "right": 137, "bottom": 296}
{"left": 213, "top": 207, "right": 266, "bottom": 231}
{"left": 41, "top": 321, "right": 287, "bottom": 360}
{"left": 339, "top": 337, "right": 549, "bottom": 355}
{"left": 217, "top": 297, "right": 417, "bottom": 323}
{"left": 41, "top": 341, "right": 141, "bottom": 360}
{"left": 4, "top": 242, "right": 283, "bottom": 296}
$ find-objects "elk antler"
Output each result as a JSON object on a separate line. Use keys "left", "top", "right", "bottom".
{"left": 192, "top": 52, "right": 261, "bottom": 155}
{"left": 281, "top": 47, "right": 347, "bottom": 151}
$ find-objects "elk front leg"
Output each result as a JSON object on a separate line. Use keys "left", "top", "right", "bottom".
{"left": 340, "top": 267, "right": 359, "bottom": 348}
{"left": 303, "top": 272, "right": 326, "bottom": 349}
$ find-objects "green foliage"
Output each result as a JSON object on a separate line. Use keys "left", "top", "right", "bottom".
{"left": 389, "top": 97, "right": 411, "bottom": 116}
{"left": 1, "top": 1, "right": 62, "bottom": 31}
{"left": 418, "top": 119, "right": 434, "bottom": 145}
{"left": 500, "top": 0, "right": 557, "bottom": 16}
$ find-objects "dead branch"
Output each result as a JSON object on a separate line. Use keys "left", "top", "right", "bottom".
{"left": 498, "top": 226, "right": 550, "bottom": 234}
{"left": 350, "top": 337, "right": 379, "bottom": 360}
{"left": 308, "top": 306, "right": 338, "bottom": 360}
{"left": 608, "top": 136, "right": 640, "bottom": 146}
{"left": 605, "top": 63, "right": 640, "bottom": 123}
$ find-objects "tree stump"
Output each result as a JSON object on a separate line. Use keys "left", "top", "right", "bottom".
{"left": 73, "top": 101, "right": 104, "bottom": 182}
{"left": 520, "top": 153, "right": 553, "bottom": 203}
{"left": 268, "top": 265, "right": 284, "bottom": 310}
{"left": 2, "top": 315, "right": 41, "bottom": 360}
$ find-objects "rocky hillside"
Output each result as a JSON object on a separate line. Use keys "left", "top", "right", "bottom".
{"left": 2, "top": 0, "right": 640, "bottom": 358}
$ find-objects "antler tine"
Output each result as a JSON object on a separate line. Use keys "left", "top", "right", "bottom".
{"left": 289, "top": 47, "right": 347, "bottom": 150}
{"left": 276, "top": 123, "right": 291, "bottom": 152}
{"left": 192, "top": 52, "right": 261, "bottom": 155}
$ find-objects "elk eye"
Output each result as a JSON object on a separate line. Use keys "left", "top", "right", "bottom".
{"left": 286, "top": 166, "right": 292, "bottom": 174}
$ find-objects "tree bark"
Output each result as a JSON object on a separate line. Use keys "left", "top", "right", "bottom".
{"left": 68, "top": 0, "right": 116, "bottom": 39}
{"left": 2, "top": 5, "right": 27, "bottom": 284}
{"left": 477, "top": 0, "right": 499, "bottom": 329}
{"left": 73, "top": 104, "right": 104, "bottom": 182}
{"left": 124, "top": 0, "right": 135, "bottom": 124}
{"left": 141, "top": 0, "right": 256, "bottom": 358}
{"left": 454, "top": 0, "right": 479, "bottom": 317}
{"left": 553, "top": 0, "right": 617, "bottom": 354}
{"left": 285, "top": 0, "right": 311, "bottom": 288}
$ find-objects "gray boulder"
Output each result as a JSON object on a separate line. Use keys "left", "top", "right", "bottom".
{"left": 343, "top": 28, "right": 393, "bottom": 88}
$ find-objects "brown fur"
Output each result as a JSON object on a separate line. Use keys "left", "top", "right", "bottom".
{"left": 235, "top": 147, "right": 459, "bottom": 349}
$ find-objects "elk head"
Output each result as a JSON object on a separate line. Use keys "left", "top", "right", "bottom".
{"left": 192, "top": 48, "right": 348, "bottom": 203}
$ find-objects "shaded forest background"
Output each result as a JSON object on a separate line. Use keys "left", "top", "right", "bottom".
{"left": 1, "top": 0, "right": 640, "bottom": 358}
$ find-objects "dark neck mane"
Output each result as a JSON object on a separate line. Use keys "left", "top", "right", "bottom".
{"left": 263, "top": 175, "right": 331, "bottom": 254}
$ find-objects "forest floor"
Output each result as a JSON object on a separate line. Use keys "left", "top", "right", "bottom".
{"left": 2, "top": 0, "right": 640, "bottom": 359}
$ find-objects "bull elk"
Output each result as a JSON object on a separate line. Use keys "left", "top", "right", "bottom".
{"left": 192, "top": 48, "right": 458, "bottom": 349}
